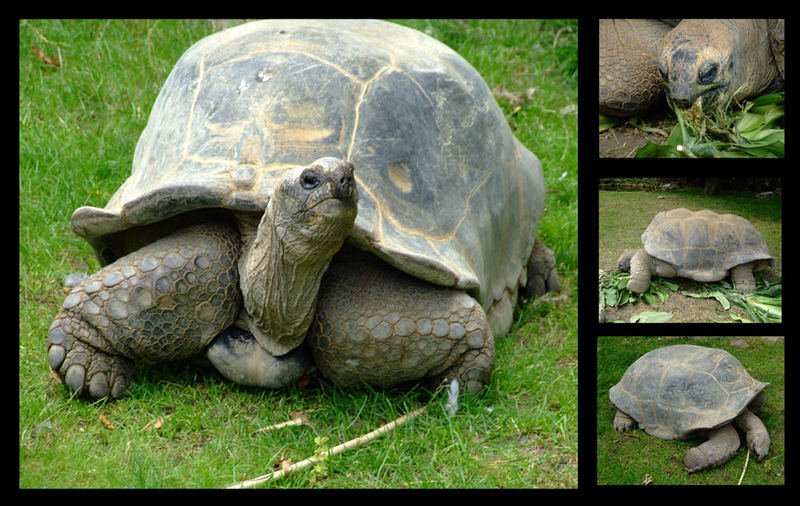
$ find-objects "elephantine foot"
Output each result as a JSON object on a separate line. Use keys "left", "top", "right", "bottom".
{"left": 46, "top": 221, "right": 242, "bottom": 400}
{"left": 625, "top": 249, "right": 654, "bottom": 294}
{"left": 731, "top": 263, "right": 757, "bottom": 292}
{"left": 735, "top": 408, "right": 770, "bottom": 461}
{"left": 613, "top": 409, "right": 637, "bottom": 432}
{"left": 48, "top": 320, "right": 134, "bottom": 399}
{"left": 521, "top": 239, "right": 560, "bottom": 299}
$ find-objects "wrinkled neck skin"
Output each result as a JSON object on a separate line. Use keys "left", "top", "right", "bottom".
{"left": 239, "top": 194, "right": 354, "bottom": 356}
{"left": 717, "top": 19, "right": 777, "bottom": 104}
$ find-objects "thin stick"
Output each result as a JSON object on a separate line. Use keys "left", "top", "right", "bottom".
{"left": 253, "top": 417, "right": 305, "bottom": 433}
{"left": 227, "top": 404, "right": 428, "bottom": 489}
{"left": 737, "top": 448, "right": 751, "bottom": 485}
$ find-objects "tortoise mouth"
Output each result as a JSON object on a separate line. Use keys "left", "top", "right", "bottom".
{"left": 295, "top": 194, "right": 357, "bottom": 234}
{"left": 665, "top": 83, "right": 725, "bottom": 112}
{"left": 306, "top": 194, "right": 357, "bottom": 213}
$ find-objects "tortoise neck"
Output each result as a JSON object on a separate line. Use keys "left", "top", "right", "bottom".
{"left": 237, "top": 201, "right": 342, "bottom": 356}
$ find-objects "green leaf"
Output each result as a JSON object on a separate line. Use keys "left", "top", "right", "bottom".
{"left": 709, "top": 290, "right": 730, "bottom": 310}
{"left": 629, "top": 311, "right": 674, "bottom": 323}
{"left": 749, "top": 92, "right": 785, "bottom": 108}
{"left": 633, "top": 92, "right": 784, "bottom": 158}
{"left": 634, "top": 140, "right": 683, "bottom": 158}
{"left": 599, "top": 114, "right": 626, "bottom": 132}
{"left": 642, "top": 292, "right": 659, "bottom": 307}
{"left": 657, "top": 279, "right": 680, "bottom": 291}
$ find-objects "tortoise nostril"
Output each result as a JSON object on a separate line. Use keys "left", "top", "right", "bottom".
{"left": 339, "top": 173, "right": 354, "bottom": 188}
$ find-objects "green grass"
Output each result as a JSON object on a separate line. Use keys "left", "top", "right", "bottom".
{"left": 20, "top": 19, "right": 577, "bottom": 488}
{"left": 597, "top": 337, "right": 785, "bottom": 485}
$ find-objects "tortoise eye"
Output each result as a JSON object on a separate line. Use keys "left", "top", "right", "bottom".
{"left": 698, "top": 63, "right": 718, "bottom": 85}
{"left": 301, "top": 171, "right": 320, "bottom": 190}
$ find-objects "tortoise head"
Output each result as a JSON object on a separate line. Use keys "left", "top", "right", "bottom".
{"left": 656, "top": 20, "right": 779, "bottom": 113}
{"left": 616, "top": 249, "right": 638, "bottom": 272}
{"left": 656, "top": 20, "right": 740, "bottom": 112}
{"left": 270, "top": 157, "right": 358, "bottom": 261}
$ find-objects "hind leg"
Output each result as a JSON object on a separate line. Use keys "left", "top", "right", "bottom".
{"left": 731, "top": 263, "right": 757, "bottom": 292}
{"left": 307, "top": 259, "right": 494, "bottom": 395}
{"left": 612, "top": 409, "right": 637, "bottom": 432}
{"left": 47, "top": 222, "right": 241, "bottom": 399}
{"left": 521, "top": 239, "right": 560, "bottom": 299}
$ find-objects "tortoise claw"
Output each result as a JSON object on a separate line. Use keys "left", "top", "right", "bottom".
{"left": 48, "top": 318, "right": 133, "bottom": 400}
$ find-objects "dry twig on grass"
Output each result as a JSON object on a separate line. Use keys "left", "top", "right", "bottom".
{"left": 228, "top": 404, "right": 428, "bottom": 488}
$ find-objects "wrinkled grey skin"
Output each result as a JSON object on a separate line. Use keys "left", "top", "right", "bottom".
{"left": 657, "top": 19, "right": 783, "bottom": 111}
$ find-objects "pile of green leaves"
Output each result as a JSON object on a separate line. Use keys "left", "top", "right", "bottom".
{"left": 634, "top": 92, "right": 784, "bottom": 158}
{"left": 599, "top": 270, "right": 669, "bottom": 309}
{"left": 599, "top": 270, "right": 782, "bottom": 323}
{"left": 683, "top": 280, "right": 782, "bottom": 323}
{"left": 599, "top": 270, "right": 676, "bottom": 322}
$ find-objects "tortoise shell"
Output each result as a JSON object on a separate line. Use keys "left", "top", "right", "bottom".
{"left": 641, "top": 208, "right": 772, "bottom": 282}
{"left": 609, "top": 344, "right": 769, "bottom": 440}
{"left": 69, "top": 19, "right": 545, "bottom": 312}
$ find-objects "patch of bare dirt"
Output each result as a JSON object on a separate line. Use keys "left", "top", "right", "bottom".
{"left": 599, "top": 111, "right": 674, "bottom": 158}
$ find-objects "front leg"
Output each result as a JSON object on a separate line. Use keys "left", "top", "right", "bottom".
{"left": 47, "top": 222, "right": 241, "bottom": 399}
{"left": 730, "top": 263, "right": 757, "bottom": 292}
{"left": 735, "top": 408, "right": 770, "bottom": 460}
{"left": 307, "top": 259, "right": 494, "bottom": 395}
{"left": 613, "top": 409, "right": 637, "bottom": 432}
{"left": 626, "top": 249, "right": 655, "bottom": 294}
{"left": 683, "top": 424, "right": 740, "bottom": 472}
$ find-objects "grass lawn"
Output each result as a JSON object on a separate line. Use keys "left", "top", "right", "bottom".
{"left": 598, "top": 186, "right": 782, "bottom": 323}
{"left": 597, "top": 336, "right": 785, "bottom": 485}
{"left": 20, "top": 19, "right": 577, "bottom": 488}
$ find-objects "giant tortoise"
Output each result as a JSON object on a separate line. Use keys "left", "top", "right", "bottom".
{"left": 617, "top": 208, "right": 772, "bottom": 293}
{"left": 599, "top": 19, "right": 785, "bottom": 117}
{"left": 46, "top": 19, "right": 559, "bottom": 400}
{"left": 610, "top": 344, "right": 771, "bottom": 473}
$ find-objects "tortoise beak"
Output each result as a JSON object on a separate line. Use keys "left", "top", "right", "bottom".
{"left": 330, "top": 161, "right": 356, "bottom": 202}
